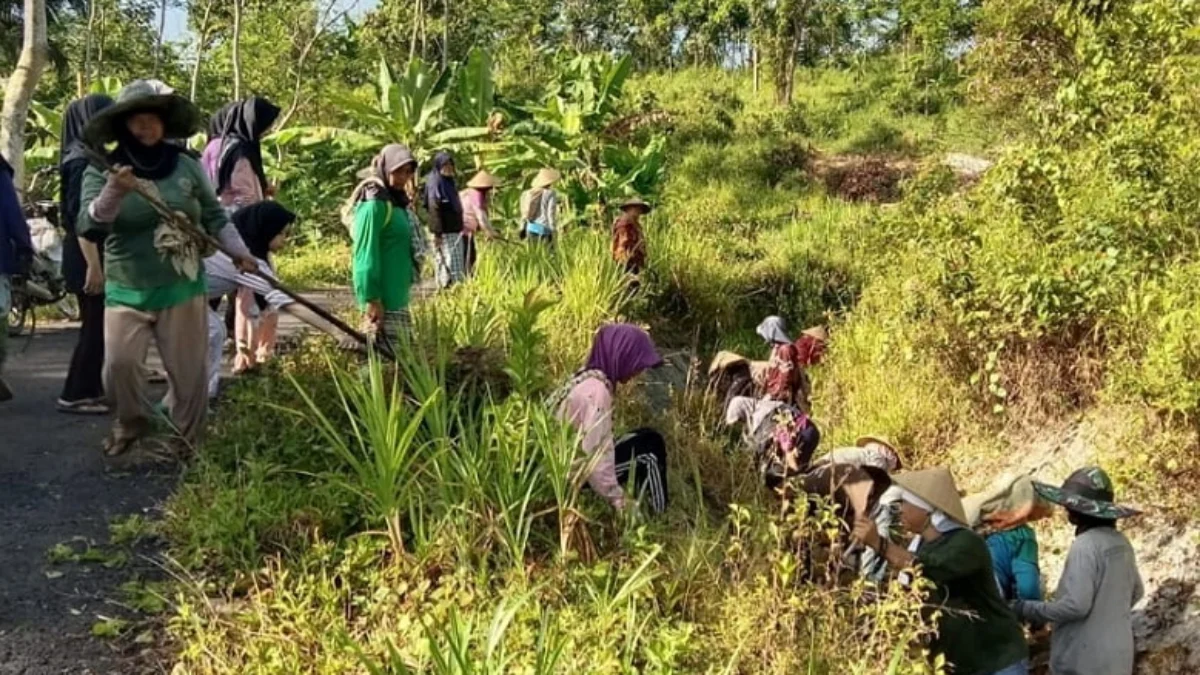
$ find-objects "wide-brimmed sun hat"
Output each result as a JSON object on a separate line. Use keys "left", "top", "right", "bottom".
{"left": 963, "top": 472, "right": 1055, "bottom": 531}
{"left": 801, "top": 325, "right": 829, "bottom": 341}
{"left": 1034, "top": 466, "right": 1141, "bottom": 520}
{"left": 891, "top": 467, "right": 969, "bottom": 526}
{"left": 619, "top": 196, "right": 653, "bottom": 213}
{"left": 532, "top": 167, "right": 561, "bottom": 189}
{"left": 84, "top": 79, "right": 202, "bottom": 147}
{"left": 467, "top": 170, "right": 499, "bottom": 189}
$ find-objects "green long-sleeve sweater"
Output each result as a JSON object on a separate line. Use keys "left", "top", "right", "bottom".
{"left": 78, "top": 157, "right": 225, "bottom": 311}
{"left": 351, "top": 199, "right": 419, "bottom": 311}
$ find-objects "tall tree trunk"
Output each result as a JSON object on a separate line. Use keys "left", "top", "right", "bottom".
{"left": 409, "top": 0, "right": 421, "bottom": 61}
{"left": 0, "top": 0, "right": 50, "bottom": 190}
{"left": 441, "top": 0, "right": 449, "bottom": 68}
{"left": 154, "top": 0, "right": 168, "bottom": 76}
{"left": 82, "top": 0, "right": 98, "bottom": 89}
{"left": 278, "top": 0, "right": 345, "bottom": 129}
{"left": 752, "top": 43, "right": 759, "bottom": 94}
{"left": 231, "top": 0, "right": 243, "bottom": 99}
{"left": 97, "top": 0, "right": 107, "bottom": 75}
{"left": 189, "top": 0, "right": 217, "bottom": 101}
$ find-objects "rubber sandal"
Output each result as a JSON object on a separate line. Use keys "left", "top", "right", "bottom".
{"left": 57, "top": 398, "right": 111, "bottom": 415}
{"left": 103, "top": 433, "right": 138, "bottom": 458}
{"left": 0, "top": 378, "right": 12, "bottom": 402}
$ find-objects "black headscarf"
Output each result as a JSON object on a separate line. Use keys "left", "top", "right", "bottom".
{"left": 215, "top": 97, "right": 281, "bottom": 196}
{"left": 231, "top": 201, "right": 295, "bottom": 263}
{"left": 207, "top": 101, "right": 236, "bottom": 141}
{"left": 108, "top": 111, "right": 183, "bottom": 181}
{"left": 60, "top": 94, "right": 114, "bottom": 168}
{"left": 424, "top": 151, "right": 462, "bottom": 215}
{"left": 0, "top": 154, "right": 11, "bottom": 177}
{"left": 1068, "top": 510, "right": 1117, "bottom": 536}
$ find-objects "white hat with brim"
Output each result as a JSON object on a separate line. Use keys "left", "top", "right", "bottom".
{"left": 891, "top": 467, "right": 969, "bottom": 526}
{"left": 532, "top": 168, "right": 561, "bottom": 189}
{"left": 84, "top": 80, "right": 202, "bottom": 147}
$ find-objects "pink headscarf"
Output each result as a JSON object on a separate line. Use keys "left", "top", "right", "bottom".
{"left": 585, "top": 324, "right": 663, "bottom": 384}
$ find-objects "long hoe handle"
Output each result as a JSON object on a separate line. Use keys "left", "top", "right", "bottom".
{"left": 84, "top": 147, "right": 394, "bottom": 361}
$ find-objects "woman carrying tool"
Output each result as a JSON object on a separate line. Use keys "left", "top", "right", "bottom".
{"left": 202, "top": 202, "right": 344, "bottom": 399}
{"left": 78, "top": 81, "right": 259, "bottom": 458}
{"left": 349, "top": 144, "right": 425, "bottom": 347}
{"left": 459, "top": 169, "right": 500, "bottom": 277}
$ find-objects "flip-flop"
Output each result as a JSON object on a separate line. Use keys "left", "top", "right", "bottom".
{"left": 103, "top": 433, "right": 138, "bottom": 458}
{"left": 57, "top": 398, "right": 111, "bottom": 415}
{"left": 0, "top": 377, "right": 12, "bottom": 402}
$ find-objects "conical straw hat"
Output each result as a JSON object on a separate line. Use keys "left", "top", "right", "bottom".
{"left": 532, "top": 167, "right": 561, "bottom": 188}
{"left": 802, "top": 325, "right": 829, "bottom": 341}
{"left": 619, "top": 196, "right": 652, "bottom": 213}
{"left": 891, "top": 467, "right": 969, "bottom": 526}
{"left": 467, "top": 170, "right": 499, "bottom": 189}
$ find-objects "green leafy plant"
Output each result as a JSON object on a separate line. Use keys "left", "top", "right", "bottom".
{"left": 284, "top": 353, "right": 434, "bottom": 559}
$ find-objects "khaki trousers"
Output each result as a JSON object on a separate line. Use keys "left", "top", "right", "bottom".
{"left": 104, "top": 294, "right": 209, "bottom": 448}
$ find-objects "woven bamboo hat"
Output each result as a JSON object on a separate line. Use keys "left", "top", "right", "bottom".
{"left": 891, "top": 467, "right": 969, "bottom": 526}
{"left": 467, "top": 170, "right": 499, "bottom": 189}
{"left": 532, "top": 167, "right": 561, "bottom": 188}
{"left": 84, "top": 79, "right": 202, "bottom": 147}
{"left": 619, "top": 196, "right": 653, "bottom": 214}
{"left": 801, "top": 325, "right": 829, "bottom": 341}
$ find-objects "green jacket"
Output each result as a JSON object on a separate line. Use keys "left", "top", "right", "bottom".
{"left": 78, "top": 157, "right": 225, "bottom": 310}
{"left": 917, "top": 528, "right": 1029, "bottom": 675}
{"left": 351, "top": 199, "right": 420, "bottom": 311}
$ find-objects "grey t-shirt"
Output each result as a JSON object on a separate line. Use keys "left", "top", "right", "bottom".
{"left": 1017, "top": 527, "right": 1144, "bottom": 675}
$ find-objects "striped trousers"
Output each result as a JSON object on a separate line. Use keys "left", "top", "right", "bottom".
{"left": 613, "top": 428, "right": 669, "bottom": 514}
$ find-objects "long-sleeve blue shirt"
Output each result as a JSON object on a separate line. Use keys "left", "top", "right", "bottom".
{"left": 0, "top": 162, "right": 33, "bottom": 276}
{"left": 986, "top": 525, "right": 1043, "bottom": 601}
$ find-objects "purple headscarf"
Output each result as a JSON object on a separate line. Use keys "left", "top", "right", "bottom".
{"left": 585, "top": 324, "right": 663, "bottom": 384}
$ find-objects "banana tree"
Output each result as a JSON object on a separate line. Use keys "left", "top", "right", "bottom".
{"left": 448, "top": 47, "right": 495, "bottom": 128}
{"left": 274, "top": 56, "right": 490, "bottom": 158}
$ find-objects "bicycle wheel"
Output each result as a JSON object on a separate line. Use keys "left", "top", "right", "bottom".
{"left": 7, "top": 294, "right": 29, "bottom": 337}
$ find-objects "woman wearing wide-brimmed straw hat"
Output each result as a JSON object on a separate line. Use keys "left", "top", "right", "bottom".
{"left": 459, "top": 169, "right": 500, "bottom": 277}
{"left": 518, "top": 168, "right": 561, "bottom": 244}
{"left": 852, "top": 467, "right": 1030, "bottom": 675}
{"left": 795, "top": 324, "right": 828, "bottom": 366}
{"left": 611, "top": 196, "right": 651, "bottom": 275}
{"left": 1012, "top": 467, "right": 1143, "bottom": 675}
{"left": 78, "top": 80, "right": 259, "bottom": 459}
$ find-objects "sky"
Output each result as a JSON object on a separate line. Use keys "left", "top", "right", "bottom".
{"left": 162, "top": 0, "right": 378, "bottom": 43}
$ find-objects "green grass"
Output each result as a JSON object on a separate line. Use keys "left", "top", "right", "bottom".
{"left": 156, "top": 48, "right": 1200, "bottom": 671}
{"left": 275, "top": 241, "right": 352, "bottom": 289}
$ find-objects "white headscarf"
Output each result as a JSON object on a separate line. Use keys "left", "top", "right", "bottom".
{"left": 898, "top": 487, "right": 964, "bottom": 534}
{"left": 756, "top": 316, "right": 792, "bottom": 345}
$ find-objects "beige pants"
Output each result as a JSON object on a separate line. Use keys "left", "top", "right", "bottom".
{"left": 104, "top": 294, "right": 209, "bottom": 448}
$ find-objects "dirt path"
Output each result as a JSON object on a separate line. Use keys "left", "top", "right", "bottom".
{"left": 0, "top": 289, "right": 358, "bottom": 675}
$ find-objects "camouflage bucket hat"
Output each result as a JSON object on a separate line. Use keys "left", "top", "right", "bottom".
{"left": 1033, "top": 467, "right": 1141, "bottom": 520}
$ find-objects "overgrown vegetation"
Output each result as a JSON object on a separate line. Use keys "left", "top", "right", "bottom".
{"left": 8, "top": 0, "right": 1200, "bottom": 670}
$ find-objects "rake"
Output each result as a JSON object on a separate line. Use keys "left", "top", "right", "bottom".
{"left": 83, "top": 146, "right": 394, "bottom": 361}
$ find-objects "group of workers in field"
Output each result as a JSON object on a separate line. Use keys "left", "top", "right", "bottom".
{"left": 0, "top": 78, "right": 1143, "bottom": 675}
